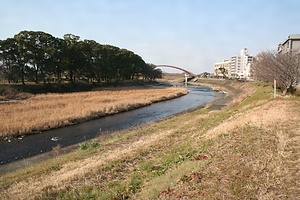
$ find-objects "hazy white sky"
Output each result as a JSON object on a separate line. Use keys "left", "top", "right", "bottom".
{"left": 1, "top": 0, "right": 300, "bottom": 73}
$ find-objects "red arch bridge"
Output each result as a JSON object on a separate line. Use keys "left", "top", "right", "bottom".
{"left": 155, "top": 64, "right": 197, "bottom": 83}
{"left": 155, "top": 65, "right": 196, "bottom": 76}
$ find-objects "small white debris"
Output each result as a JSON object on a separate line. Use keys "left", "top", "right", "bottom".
{"left": 18, "top": 135, "right": 24, "bottom": 140}
{"left": 51, "top": 137, "right": 61, "bottom": 141}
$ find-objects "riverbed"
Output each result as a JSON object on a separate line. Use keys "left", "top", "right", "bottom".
{"left": 0, "top": 85, "right": 224, "bottom": 173}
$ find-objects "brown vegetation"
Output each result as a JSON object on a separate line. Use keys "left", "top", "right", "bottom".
{"left": 0, "top": 87, "right": 188, "bottom": 138}
{"left": 0, "top": 81, "right": 299, "bottom": 199}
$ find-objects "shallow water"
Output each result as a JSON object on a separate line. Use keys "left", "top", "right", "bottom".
{"left": 0, "top": 85, "right": 223, "bottom": 168}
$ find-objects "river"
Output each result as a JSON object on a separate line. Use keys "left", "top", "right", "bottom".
{"left": 0, "top": 85, "right": 224, "bottom": 173}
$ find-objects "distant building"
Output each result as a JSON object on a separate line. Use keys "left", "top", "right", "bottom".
{"left": 214, "top": 48, "right": 254, "bottom": 80}
{"left": 214, "top": 60, "right": 231, "bottom": 78}
{"left": 278, "top": 34, "right": 300, "bottom": 54}
{"left": 230, "top": 48, "right": 254, "bottom": 80}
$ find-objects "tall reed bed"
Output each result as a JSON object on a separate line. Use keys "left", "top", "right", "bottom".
{"left": 0, "top": 88, "right": 188, "bottom": 137}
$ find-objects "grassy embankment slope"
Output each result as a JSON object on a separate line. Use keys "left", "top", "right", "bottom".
{"left": 0, "top": 79, "right": 299, "bottom": 199}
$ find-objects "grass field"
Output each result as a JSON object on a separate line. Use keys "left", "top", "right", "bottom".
{"left": 0, "top": 87, "right": 188, "bottom": 138}
{"left": 0, "top": 81, "right": 299, "bottom": 199}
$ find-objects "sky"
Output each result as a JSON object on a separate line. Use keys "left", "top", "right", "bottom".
{"left": 1, "top": 0, "right": 300, "bottom": 74}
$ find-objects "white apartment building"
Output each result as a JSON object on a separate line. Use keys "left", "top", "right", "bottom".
{"left": 278, "top": 34, "right": 300, "bottom": 54}
{"left": 214, "top": 60, "right": 231, "bottom": 78}
{"left": 230, "top": 48, "right": 254, "bottom": 80}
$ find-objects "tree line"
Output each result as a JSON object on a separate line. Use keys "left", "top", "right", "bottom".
{"left": 0, "top": 31, "right": 162, "bottom": 85}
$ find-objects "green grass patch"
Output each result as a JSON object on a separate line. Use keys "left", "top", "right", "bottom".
{"left": 5, "top": 82, "right": 296, "bottom": 199}
{"left": 232, "top": 82, "right": 273, "bottom": 111}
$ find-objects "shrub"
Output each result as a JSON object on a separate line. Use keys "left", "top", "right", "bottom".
{"left": 79, "top": 140, "right": 100, "bottom": 150}
{"left": 79, "top": 143, "right": 88, "bottom": 150}
{"left": 89, "top": 140, "right": 100, "bottom": 148}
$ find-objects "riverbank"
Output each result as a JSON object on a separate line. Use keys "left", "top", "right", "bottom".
{"left": 1, "top": 81, "right": 299, "bottom": 199}
{"left": 192, "top": 78, "right": 256, "bottom": 110}
{"left": 0, "top": 87, "right": 188, "bottom": 139}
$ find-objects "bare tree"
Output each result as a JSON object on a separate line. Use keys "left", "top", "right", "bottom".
{"left": 218, "top": 66, "right": 228, "bottom": 78}
{"left": 252, "top": 51, "right": 300, "bottom": 95}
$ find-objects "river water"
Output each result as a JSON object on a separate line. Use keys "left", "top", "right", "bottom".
{"left": 0, "top": 85, "right": 224, "bottom": 170}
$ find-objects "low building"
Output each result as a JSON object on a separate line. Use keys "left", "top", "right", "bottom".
{"left": 214, "top": 60, "right": 231, "bottom": 78}
{"left": 278, "top": 34, "right": 300, "bottom": 54}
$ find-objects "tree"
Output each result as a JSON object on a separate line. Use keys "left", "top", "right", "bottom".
{"left": 201, "top": 72, "right": 210, "bottom": 78}
{"left": 0, "top": 39, "right": 19, "bottom": 83}
{"left": 14, "top": 31, "right": 58, "bottom": 84}
{"left": 218, "top": 67, "right": 227, "bottom": 78}
{"left": 130, "top": 53, "right": 148, "bottom": 80}
{"left": 0, "top": 37, "right": 28, "bottom": 84}
{"left": 76, "top": 39, "right": 98, "bottom": 83}
{"left": 141, "top": 63, "right": 162, "bottom": 80}
{"left": 252, "top": 51, "right": 300, "bottom": 95}
{"left": 63, "top": 34, "right": 81, "bottom": 83}
{"left": 100, "top": 45, "right": 120, "bottom": 82}
{"left": 115, "top": 49, "right": 146, "bottom": 81}
{"left": 92, "top": 43, "right": 106, "bottom": 83}
{"left": 44, "top": 37, "right": 67, "bottom": 83}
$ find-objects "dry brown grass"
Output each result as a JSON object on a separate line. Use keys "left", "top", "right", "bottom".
{"left": 0, "top": 87, "right": 188, "bottom": 137}
{"left": 0, "top": 113, "right": 197, "bottom": 199}
{"left": 1, "top": 83, "right": 299, "bottom": 199}
{"left": 138, "top": 99, "right": 300, "bottom": 200}
{"left": 0, "top": 130, "right": 176, "bottom": 199}
{"left": 200, "top": 99, "right": 291, "bottom": 140}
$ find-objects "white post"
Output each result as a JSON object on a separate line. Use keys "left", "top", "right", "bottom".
{"left": 185, "top": 74, "right": 188, "bottom": 86}
{"left": 274, "top": 79, "right": 276, "bottom": 98}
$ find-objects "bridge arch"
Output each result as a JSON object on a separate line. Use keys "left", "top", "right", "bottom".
{"left": 155, "top": 65, "right": 195, "bottom": 76}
